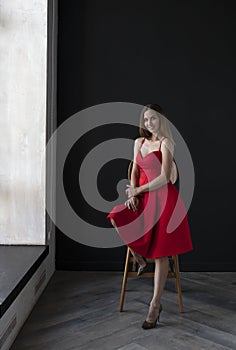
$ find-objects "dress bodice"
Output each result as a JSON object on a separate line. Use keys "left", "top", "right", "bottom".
{"left": 136, "top": 138, "right": 164, "bottom": 185}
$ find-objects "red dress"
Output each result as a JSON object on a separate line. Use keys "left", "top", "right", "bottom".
{"left": 107, "top": 137, "right": 193, "bottom": 258}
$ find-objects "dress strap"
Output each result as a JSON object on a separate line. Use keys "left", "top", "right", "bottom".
{"left": 139, "top": 137, "right": 145, "bottom": 151}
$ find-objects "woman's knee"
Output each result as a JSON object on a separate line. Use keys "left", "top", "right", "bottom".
{"left": 155, "top": 256, "right": 169, "bottom": 263}
{"left": 110, "top": 218, "right": 116, "bottom": 227}
{"left": 110, "top": 218, "right": 119, "bottom": 234}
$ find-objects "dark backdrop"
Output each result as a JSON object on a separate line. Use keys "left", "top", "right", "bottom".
{"left": 56, "top": 0, "right": 236, "bottom": 271}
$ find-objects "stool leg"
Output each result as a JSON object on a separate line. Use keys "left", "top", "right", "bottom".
{"left": 173, "top": 255, "right": 183, "bottom": 313}
{"left": 119, "top": 247, "right": 130, "bottom": 312}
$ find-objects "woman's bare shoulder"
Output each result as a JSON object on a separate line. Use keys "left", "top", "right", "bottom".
{"left": 161, "top": 137, "right": 174, "bottom": 154}
{"left": 133, "top": 137, "right": 144, "bottom": 154}
{"left": 134, "top": 137, "right": 144, "bottom": 145}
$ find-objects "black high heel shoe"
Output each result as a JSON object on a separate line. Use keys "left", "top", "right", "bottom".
{"left": 137, "top": 257, "right": 148, "bottom": 276}
{"left": 142, "top": 303, "right": 163, "bottom": 329}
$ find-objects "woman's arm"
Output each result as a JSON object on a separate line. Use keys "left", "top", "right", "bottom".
{"left": 124, "top": 138, "right": 142, "bottom": 211}
{"left": 126, "top": 138, "right": 174, "bottom": 197}
{"left": 130, "top": 138, "right": 142, "bottom": 187}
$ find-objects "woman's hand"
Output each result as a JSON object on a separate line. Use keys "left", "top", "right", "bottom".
{"left": 125, "top": 184, "right": 140, "bottom": 198}
{"left": 125, "top": 196, "right": 139, "bottom": 211}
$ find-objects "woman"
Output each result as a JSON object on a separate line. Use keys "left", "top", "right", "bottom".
{"left": 107, "top": 104, "right": 193, "bottom": 329}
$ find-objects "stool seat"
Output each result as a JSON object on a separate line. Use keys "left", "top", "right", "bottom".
{"left": 119, "top": 247, "right": 183, "bottom": 312}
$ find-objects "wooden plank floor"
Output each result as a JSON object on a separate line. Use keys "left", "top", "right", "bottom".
{"left": 11, "top": 271, "right": 236, "bottom": 350}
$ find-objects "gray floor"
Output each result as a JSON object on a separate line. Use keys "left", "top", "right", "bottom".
{"left": 11, "top": 271, "right": 236, "bottom": 350}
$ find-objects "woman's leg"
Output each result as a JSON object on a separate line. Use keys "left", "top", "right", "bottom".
{"left": 110, "top": 218, "right": 146, "bottom": 268}
{"left": 109, "top": 218, "right": 118, "bottom": 232}
{"left": 145, "top": 256, "right": 169, "bottom": 322}
{"left": 129, "top": 248, "right": 147, "bottom": 268}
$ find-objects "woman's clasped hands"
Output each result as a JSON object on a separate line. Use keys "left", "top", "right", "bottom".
{"left": 125, "top": 185, "right": 140, "bottom": 212}
{"left": 125, "top": 196, "right": 139, "bottom": 212}
{"left": 126, "top": 184, "right": 140, "bottom": 198}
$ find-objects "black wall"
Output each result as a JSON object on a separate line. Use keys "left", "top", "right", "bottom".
{"left": 56, "top": 0, "right": 236, "bottom": 271}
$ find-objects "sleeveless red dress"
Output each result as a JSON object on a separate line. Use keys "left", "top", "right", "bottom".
{"left": 107, "top": 137, "right": 193, "bottom": 258}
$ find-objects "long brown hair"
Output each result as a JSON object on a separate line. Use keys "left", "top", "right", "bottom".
{"left": 139, "top": 103, "right": 175, "bottom": 145}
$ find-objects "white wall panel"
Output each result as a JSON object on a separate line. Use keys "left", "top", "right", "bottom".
{"left": 0, "top": 0, "right": 47, "bottom": 244}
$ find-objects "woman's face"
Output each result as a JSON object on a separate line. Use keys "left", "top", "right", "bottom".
{"left": 143, "top": 110, "right": 160, "bottom": 134}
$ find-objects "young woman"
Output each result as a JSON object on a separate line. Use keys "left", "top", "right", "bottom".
{"left": 107, "top": 104, "right": 193, "bottom": 329}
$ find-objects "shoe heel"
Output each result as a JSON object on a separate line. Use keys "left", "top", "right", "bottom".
{"left": 142, "top": 303, "right": 163, "bottom": 329}
{"left": 157, "top": 304, "right": 163, "bottom": 322}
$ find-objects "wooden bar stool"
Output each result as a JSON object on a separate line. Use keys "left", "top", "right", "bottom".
{"left": 119, "top": 247, "right": 183, "bottom": 313}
